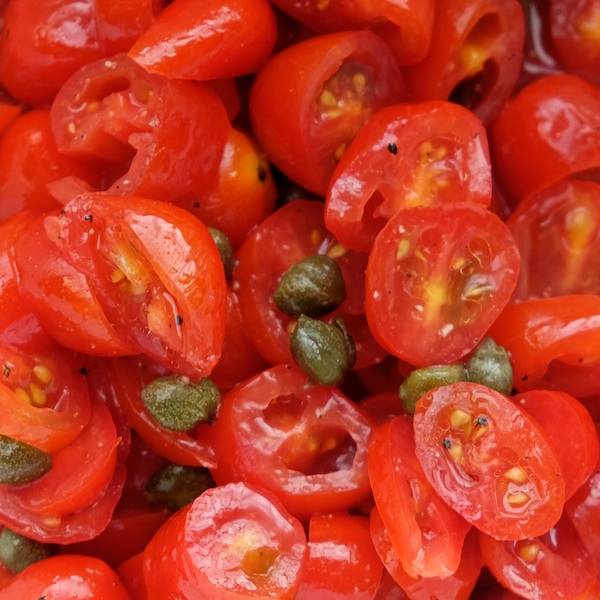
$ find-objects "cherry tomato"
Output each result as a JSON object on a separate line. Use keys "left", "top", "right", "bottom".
{"left": 116, "top": 553, "right": 147, "bottom": 600}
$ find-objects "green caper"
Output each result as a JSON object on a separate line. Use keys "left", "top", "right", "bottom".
{"left": 208, "top": 227, "right": 235, "bottom": 279}
{"left": 141, "top": 376, "right": 220, "bottom": 432}
{"left": 146, "top": 464, "right": 216, "bottom": 510}
{"left": 400, "top": 364, "right": 467, "bottom": 415}
{"left": 466, "top": 337, "right": 513, "bottom": 396}
{"left": 0, "top": 435, "right": 52, "bottom": 485}
{"left": 290, "top": 315, "right": 356, "bottom": 386}
{"left": 0, "top": 528, "right": 54, "bottom": 573}
{"left": 273, "top": 254, "right": 346, "bottom": 319}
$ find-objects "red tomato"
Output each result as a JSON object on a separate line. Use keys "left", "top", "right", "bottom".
{"left": 368, "top": 414, "right": 471, "bottom": 578}
{"left": 413, "top": 382, "right": 566, "bottom": 541}
{"left": 507, "top": 179, "right": 600, "bottom": 300}
{"left": 210, "top": 364, "right": 374, "bottom": 520}
{"left": 143, "top": 482, "right": 308, "bottom": 600}
{"left": 250, "top": 31, "right": 406, "bottom": 196}
{"left": 129, "top": 0, "right": 277, "bottom": 80}
{"left": 296, "top": 513, "right": 383, "bottom": 600}
{"left": 490, "top": 74, "right": 600, "bottom": 206}
{"left": 401, "top": 0, "right": 525, "bottom": 125}
{"left": 50, "top": 54, "right": 230, "bottom": 203}
{"left": 0, "top": 554, "right": 132, "bottom": 600}
{"left": 488, "top": 295, "right": 600, "bottom": 398}
{"left": 357, "top": 390, "right": 404, "bottom": 424}
{"left": 365, "top": 203, "right": 520, "bottom": 367}
{"left": 479, "top": 513, "right": 598, "bottom": 600}
{"left": 513, "top": 389, "right": 599, "bottom": 500}
{"left": 234, "top": 199, "right": 386, "bottom": 369}
{"left": 46, "top": 193, "right": 227, "bottom": 379}
{"left": 116, "top": 553, "right": 147, "bottom": 600}
{"left": 325, "top": 101, "right": 492, "bottom": 253}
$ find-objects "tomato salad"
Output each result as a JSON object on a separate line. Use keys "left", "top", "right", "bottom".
{"left": 0, "top": 0, "right": 599, "bottom": 598}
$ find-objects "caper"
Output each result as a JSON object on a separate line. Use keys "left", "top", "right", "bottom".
{"left": 0, "top": 435, "right": 52, "bottom": 484}
{"left": 142, "top": 376, "right": 220, "bottom": 432}
{"left": 466, "top": 337, "right": 513, "bottom": 396}
{"left": 146, "top": 464, "right": 216, "bottom": 510}
{"left": 290, "top": 315, "right": 356, "bottom": 386}
{"left": 400, "top": 364, "right": 467, "bottom": 415}
{"left": 273, "top": 254, "right": 346, "bottom": 319}
{"left": 0, "top": 528, "right": 54, "bottom": 573}
{"left": 208, "top": 227, "right": 235, "bottom": 279}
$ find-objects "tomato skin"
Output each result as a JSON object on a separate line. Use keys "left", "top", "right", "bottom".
{"left": 116, "top": 553, "right": 148, "bottom": 600}
{"left": 479, "top": 513, "right": 598, "bottom": 600}
{"left": 143, "top": 482, "right": 308, "bottom": 600}
{"left": 0, "top": 554, "right": 132, "bottom": 600}
{"left": 368, "top": 414, "right": 471, "bottom": 579}
{"left": 413, "top": 382, "right": 566, "bottom": 541}
{"left": 129, "top": 0, "right": 277, "bottom": 80}
{"left": 325, "top": 101, "right": 492, "bottom": 253}
{"left": 490, "top": 74, "right": 600, "bottom": 206}
{"left": 250, "top": 30, "right": 406, "bottom": 196}
{"left": 210, "top": 364, "right": 375, "bottom": 521}
{"left": 488, "top": 295, "right": 600, "bottom": 399}
{"left": 365, "top": 203, "right": 520, "bottom": 367}
{"left": 401, "top": 0, "right": 525, "bottom": 125}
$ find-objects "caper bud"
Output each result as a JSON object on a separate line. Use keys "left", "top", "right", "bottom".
{"left": 274, "top": 254, "right": 346, "bottom": 319}
{"left": 0, "top": 435, "right": 52, "bottom": 484}
{"left": 208, "top": 227, "right": 235, "bottom": 279}
{"left": 466, "top": 337, "right": 513, "bottom": 396}
{"left": 142, "top": 376, "right": 220, "bottom": 432}
{"left": 290, "top": 315, "right": 356, "bottom": 386}
{"left": 400, "top": 364, "right": 467, "bottom": 415}
{"left": 146, "top": 464, "right": 216, "bottom": 511}
{"left": 0, "top": 528, "right": 54, "bottom": 573}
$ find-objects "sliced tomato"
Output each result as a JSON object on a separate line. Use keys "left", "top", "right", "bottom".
{"left": 480, "top": 513, "right": 598, "bottom": 600}
{"left": 325, "top": 101, "right": 492, "bottom": 253}
{"left": 250, "top": 31, "right": 406, "bottom": 196}
{"left": 368, "top": 414, "right": 471, "bottom": 578}
{"left": 210, "top": 364, "right": 374, "bottom": 520}
{"left": 365, "top": 203, "right": 520, "bottom": 367}
{"left": 46, "top": 193, "right": 227, "bottom": 379}
{"left": 143, "top": 482, "right": 308, "bottom": 600}
{"left": 413, "top": 382, "right": 566, "bottom": 541}
{"left": 129, "top": 0, "right": 277, "bottom": 80}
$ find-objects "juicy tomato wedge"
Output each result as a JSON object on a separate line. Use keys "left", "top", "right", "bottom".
{"left": 413, "top": 382, "right": 566, "bottom": 541}
{"left": 401, "top": 0, "right": 525, "bottom": 125}
{"left": 365, "top": 203, "right": 520, "bottom": 367}
{"left": 250, "top": 30, "right": 406, "bottom": 196}
{"left": 234, "top": 199, "right": 386, "bottom": 369}
{"left": 368, "top": 414, "right": 471, "bottom": 578}
{"left": 325, "top": 101, "right": 492, "bottom": 253}
{"left": 143, "top": 482, "right": 308, "bottom": 600}
{"left": 50, "top": 53, "right": 230, "bottom": 203}
{"left": 513, "top": 389, "right": 599, "bottom": 500}
{"left": 490, "top": 73, "right": 600, "bottom": 206}
{"left": 46, "top": 193, "right": 227, "bottom": 379}
{"left": 488, "top": 295, "right": 600, "bottom": 398}
{"left": 0, "top": 555, "right": 132, "bottom": 600}
{"left": 507, "top": 179, "right": 600, "bottom": 300}
{"left": 128, "top": 0, "right": 277, "bottom": 80}
{"left": 209, "top": 364, "right": 375, "bottom": 520}
{"left": 296, "top": 513, "right": 383, "bottom": 600}
{"left": 479, "top": 513, "right": 598, "bottom": 600}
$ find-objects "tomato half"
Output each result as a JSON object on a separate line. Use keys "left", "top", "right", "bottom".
{"left": 413, "top": 382, "right": 566, "bottom": 541}
{"left": 210, "top": 364, "right": 374, "bottom": 520}
{"left": 365, "top": 203, "right": 520, "bottom": 367}
{"left": 325, "top": 101, "right": 492, "bottom": 253}
{"left": 143, "top": 482, "right": 308, "bottom": 600}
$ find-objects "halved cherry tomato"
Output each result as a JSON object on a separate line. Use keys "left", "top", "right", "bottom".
{"left": 210, "top": 364, "right": 375, "bottom": 520}
{"left": 413, "top": 382, "right": 566, "bottom": 541}
{"left": 116, "top": 553, "right": 147, "bottom": 600}
{"left": 250, "top": 31, "right": 406, "bottom": 196}
{"left": 325, "top": 101, "right": 492, "bottom": 253}
{"left": 365, "top": 203, "right": 520, "bottom": 367}
{"left": 143, "top": 482, "right": 308, "bottom": 600}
